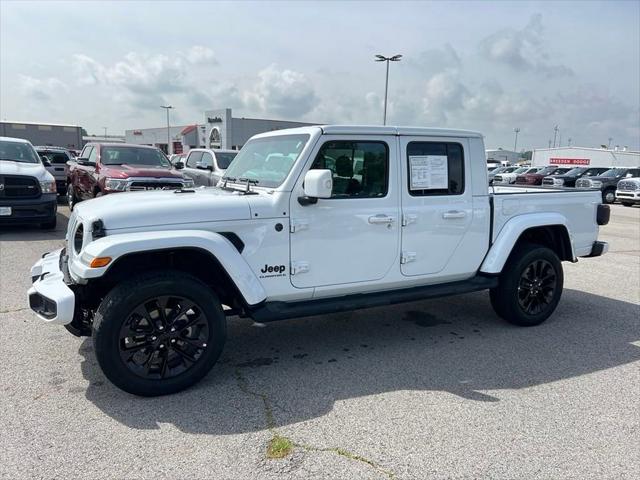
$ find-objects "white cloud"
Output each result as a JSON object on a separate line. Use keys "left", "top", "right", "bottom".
{"left": 19, "top": 75, "right": 68, "bottom": 102}
{"left": 479, "top": 14, "right": 574, "bottom": 78}
{"left": 185, "top": 46, "right": 216, "bottom": 65}
{"left": 243, "top": 64, "right": 318, "bottom": 119}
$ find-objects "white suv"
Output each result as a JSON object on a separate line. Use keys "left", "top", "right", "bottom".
{"left": 180, "top": 148, "right": 238, "bottom": 187}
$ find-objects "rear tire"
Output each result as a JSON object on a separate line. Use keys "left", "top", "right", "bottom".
{"left": 92, "top": 270, "right": 226, "bottom": 396}
{"left": 490, "top": 243, "right": 563, "bottom": 327}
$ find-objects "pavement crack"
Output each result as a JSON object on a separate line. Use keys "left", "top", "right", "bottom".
{"left": 0, "top": 307, "right": 29, "bottom": 314}
{"left": 234, "top": 368, "right": 396, "bottom": 478}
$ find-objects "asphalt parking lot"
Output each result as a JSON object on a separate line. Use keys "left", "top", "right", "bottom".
{"left": 1, "top": 203, "right": 638, "bottom": 479}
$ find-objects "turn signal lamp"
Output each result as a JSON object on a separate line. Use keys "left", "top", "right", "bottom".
{"left": 89, "top": 257, "right": 112, "bottom": 268}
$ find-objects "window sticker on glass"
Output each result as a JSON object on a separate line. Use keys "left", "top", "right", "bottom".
{"left": 409, "top": 155, "right": 448, "bottom": 190}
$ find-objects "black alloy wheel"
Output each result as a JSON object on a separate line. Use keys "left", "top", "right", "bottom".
{"left": 92, "top": 270, "right": 227, "bottom": 396}
{"left": 489, "top": 242, "right": 564, "bottom": 326}
{"left": 517, "top": 259, "right": 557, "bottom": 316}
{"left": 118, "top": 296, "right": 209, "bottom": 380}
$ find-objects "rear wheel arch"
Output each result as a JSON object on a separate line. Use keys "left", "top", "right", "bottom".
{"left": 511, "top": 225, "right": 574, "bottom": 264}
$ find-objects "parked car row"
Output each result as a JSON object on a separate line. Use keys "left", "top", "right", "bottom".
{"left": 490, "top": 162, "right": 640, "bottom": 205}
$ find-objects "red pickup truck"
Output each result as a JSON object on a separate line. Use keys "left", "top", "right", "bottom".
{"left": 66, "top": 143, "right": 193, "bottom": 210}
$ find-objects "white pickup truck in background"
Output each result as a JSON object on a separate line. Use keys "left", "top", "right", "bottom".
{"left": 28, "top": 125, "right": 610, "bottom": 396}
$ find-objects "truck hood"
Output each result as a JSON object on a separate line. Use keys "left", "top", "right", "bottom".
{"left": 546, "top": 174, "right": 579, "bottom": 180}
{"left": 0, "top": 160, "right": 53, "bottom": 181}
{"left": 99, "top": 164, "right": 183, "bottom": 179}
{"left": 74, "top": 187, "right": 252, "bottom": 230}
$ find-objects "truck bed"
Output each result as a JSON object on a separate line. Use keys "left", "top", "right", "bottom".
{"left": 490, "top": 185, "right": 603, "bottom": 258}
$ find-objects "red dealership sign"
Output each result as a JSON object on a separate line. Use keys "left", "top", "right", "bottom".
{"left": 550, "top": 157, "right": 590, "bottom": 165}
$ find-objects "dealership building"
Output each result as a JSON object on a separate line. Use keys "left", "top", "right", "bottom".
{"left": 531, "top": 146, "right": 640, "bottom": 168}
{"left": 125, "top": 108, "right": 317, "bottom": 154}
{"left": 0, "top": 121, "right": 84, "bottom": 149}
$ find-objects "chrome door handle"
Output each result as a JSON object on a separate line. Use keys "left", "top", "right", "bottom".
{"left": 368, "top": 214, "right": 395, "bottom": 224}
{"left": 442, "top": 211, "right": 466, "bottom": 219}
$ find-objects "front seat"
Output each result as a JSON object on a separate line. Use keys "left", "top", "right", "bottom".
{"left": 333, "top": 156, "right": 361, "bottom": 196}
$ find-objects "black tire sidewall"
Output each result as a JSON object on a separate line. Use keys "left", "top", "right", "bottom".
{"left": 494, "top": 243, "right": 564, "bottom": 326}
{"left": 92, "top": 271, "right": 226, "bottom": 396}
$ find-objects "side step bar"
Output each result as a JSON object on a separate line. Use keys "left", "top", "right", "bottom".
{"left": 249, "top": 275, "right": 498, "bottom": 323}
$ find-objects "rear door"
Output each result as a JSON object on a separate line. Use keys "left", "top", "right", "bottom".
{"left": 399, "top": 137, "right": 478, "bottom": 277}
{"left": 289, "top": 135, "right": 400, "bottom": 288}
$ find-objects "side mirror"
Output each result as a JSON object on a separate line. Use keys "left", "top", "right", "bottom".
{"left": 174, "top": 161, "right": 184, "bottom": 170}
{"left": 41, "top": 156, "right": 52, "bottom": 167}
{"left": 299, "top": 169, "right": 332, "bottom": 205}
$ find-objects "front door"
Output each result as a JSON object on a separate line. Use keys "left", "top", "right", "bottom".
{"left": 289, "top": 136, "right": 400, "bottom": 288}
{"left": 183, "top": 151, "right": 205, "bottom": 186}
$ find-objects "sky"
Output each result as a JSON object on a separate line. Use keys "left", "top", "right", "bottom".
{"left": 1, "top": 0, "right": 639, "bottom": 151}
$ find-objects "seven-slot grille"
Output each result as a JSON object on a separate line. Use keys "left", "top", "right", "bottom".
{"left": 617, "top": 181, "right": 639, "bottom": 191}
{"left": 0, "top": 175, "right": 40, "bottom": 199}
{"left": 575, "top": 178, "right": 591, "bottom": 188}
{"left": 128, "top": 180, "right": 183, "bottom": 191}
{"left": 542, "top": 177, "right": 555, "bottom": 186}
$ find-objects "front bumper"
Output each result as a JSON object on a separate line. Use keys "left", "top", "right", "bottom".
{"left": 616, "top": 190, "right": 640, "bottom": 203}
{"left": 0, "top": 194, "right": 57, "bottom": 225}
{"left": 28, "top": 248, "right": 75, "bottom": 325}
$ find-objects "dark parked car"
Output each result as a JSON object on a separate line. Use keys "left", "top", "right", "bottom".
{"left": 515, "top": 166, "right": 571, "bottom": 185}
{"left": 66, "top": 143, "right": 194, "bottom": 210}
{"left": 576, "top": 167, "right": 640, "bottom": 204}
{"left": 542, "top": 166, "right": 611, "bottom": 188}
{"left": 0, "top": 137, "right": 57, "bottom": 229}
{"left": 35, "top": 146, "right": 73, "bottom": 194}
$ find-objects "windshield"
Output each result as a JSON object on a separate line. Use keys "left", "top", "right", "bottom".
{"left": 222, "top": 134, "right": 309, "bottom": 188}
{"left": 0, "top": 140, "right": 40, "bottom": 164}
{"left": 504, "top": 167, "right": 518, "bottom": 173}
{"left": 102, "top": 146, "right": 170, "bottom": 167}
{"left": 37, "top": 150, "right": 69, "bottom": 164}
{"left": 600, "top": 168, "right": 626, "bottom": 177}
{"left": 564, "top": 167, "right": 587, "bottom": 176}
{"left": 215, "top": 152, "right": 238, "bottom": 169}
{"left": 536, "top": 166, "right": 556, "bottom": 175}
{"left": 513, "top": 167, "right": 529, "bottom": 174}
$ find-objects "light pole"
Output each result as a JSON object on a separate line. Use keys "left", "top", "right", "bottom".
{"left": 553, "top": 125, "right": 559, "bottom": 148}
{"left": 102, "top": 127, "right": 108, "bottom": 138}
{"left": 607, "top": 137, "right": 613, "bottom": 149}
{"left": 375, "top": 54, "right": 402, "bottom": 125}
{"left": 513, "top": 127, "right": 520, "bottom": 152}
{"left": 160, "top": 105, "right": 174, "bottom": 155}
{"left": 568, "top": 137, "right": 572, "bottom": 146}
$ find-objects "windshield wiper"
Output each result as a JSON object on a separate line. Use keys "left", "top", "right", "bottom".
{"left": 239, "top": 177, "right": 259, "bottom": 194}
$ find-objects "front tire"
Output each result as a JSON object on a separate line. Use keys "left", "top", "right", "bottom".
{"left": 490, "top": 243, "right": 564, "bottom": 327}
{"left": 621, "top": 202, "right": 633, "bottom": 207}
{"left": 92, "top": 271, "right": 227, "bottom": 396}
{"left": 602, "top": 188, "right": 616, "bottom": 204}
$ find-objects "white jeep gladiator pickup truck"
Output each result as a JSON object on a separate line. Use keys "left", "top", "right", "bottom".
{"left": 28, "top": 126, "right": 610, "bottom": 396}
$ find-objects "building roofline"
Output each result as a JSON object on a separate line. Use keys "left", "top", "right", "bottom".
{"left": 1, "top": 120, "right": 81, "bottom": 128}
{"left": 534, "top": 146, "right": 639, "bottom": 155}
